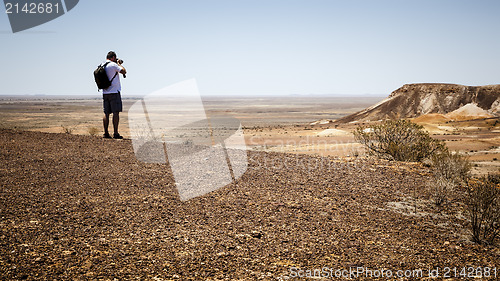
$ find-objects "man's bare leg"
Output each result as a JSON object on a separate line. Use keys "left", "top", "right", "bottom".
{"left": 112, "top": 112, "right": 120, "bottom": 135}
{"left": 103, "top": 113, "right": 110, "bottom": 136}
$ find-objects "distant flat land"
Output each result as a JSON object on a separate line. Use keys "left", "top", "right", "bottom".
{"left": 0, "top": 95, "right": 381, "bottom": 132}
{"left": 0, "top": 95, "right": 498, "bottom": 175}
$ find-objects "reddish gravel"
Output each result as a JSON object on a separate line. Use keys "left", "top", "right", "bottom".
{"left": 0, "top": 129, "right": 498, "bottom": 280}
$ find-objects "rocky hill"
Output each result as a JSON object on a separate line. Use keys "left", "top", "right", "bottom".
{"left": 336, "top": 83, "right": 500, "bottom": 123}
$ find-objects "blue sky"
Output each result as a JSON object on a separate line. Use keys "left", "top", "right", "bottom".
{"left": 1, "top": 0, "right": 499, "bottom": 97}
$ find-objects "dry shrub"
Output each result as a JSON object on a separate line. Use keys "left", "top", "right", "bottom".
{"left": 432, "top": 177, "right": 455, "bottom": 206}
{"left": 430, "top": 150, "right": 471, "bottom": 205}
{"left": 61, "top": 125, "right": 74, "bottom": 134}
{"left": 431, "top": 150, "right": 471, "bottom": 184}
{"left": 466, "top": 175, "right": 500, "bottom": 245}
{"left": 354, "top": 119, "right": 445, "bottom": 162}
{"left": 88, "top": 126, "right": 100, "bottom": 137}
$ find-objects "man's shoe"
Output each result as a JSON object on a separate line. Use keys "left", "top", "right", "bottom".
{"left": 103, "top": 133, "right": 112, "bottom": 139}
{"left": 113, "top": 133, "right": 124, "bottom": 139}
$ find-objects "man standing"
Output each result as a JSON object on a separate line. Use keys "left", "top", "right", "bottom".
{"left": 102, "top": 51, "right": 127, "bottom": 139}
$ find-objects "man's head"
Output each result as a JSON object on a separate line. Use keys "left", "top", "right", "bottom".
{"left": 107, "top": 51, "right": 117, "bottom": 62}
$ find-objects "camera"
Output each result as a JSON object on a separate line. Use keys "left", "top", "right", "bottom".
{"left": 116, "top": 58, "right": 126, "bottom": 78}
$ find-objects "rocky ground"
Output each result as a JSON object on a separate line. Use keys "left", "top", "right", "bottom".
{"left": 1, "top": 129, "right": 499, "bottom": 280}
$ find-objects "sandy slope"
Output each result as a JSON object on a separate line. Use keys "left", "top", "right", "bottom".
{"left": 446, "top": 103, "right": 494, "bottom": 121}
{"left": 0, "top": 129, "right": 498, "bottom": 280}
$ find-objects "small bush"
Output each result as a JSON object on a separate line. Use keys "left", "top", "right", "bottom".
{"left": 432, "top": 177, "right": 455, "bottom": 206}
{"left": 88, "top": 126, "right": 99, "bottom": 137}
{"left": 61, "top": 125, "right": 74, "bottom": 134}
{"left": 465, "top": 175, "right": 500, "bottom": 245}
{"left": 431, "top": 150, "right": 471, "bottom": 185}
{"left": 353, "top": 119, "right": 445, "bottom": 162}
{"left": 430, "top": 150, "right": 471, "bottom": 205}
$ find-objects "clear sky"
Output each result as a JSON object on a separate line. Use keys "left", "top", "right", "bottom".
{"left": 1, "top": 0, "right": 499, "bottom": 97}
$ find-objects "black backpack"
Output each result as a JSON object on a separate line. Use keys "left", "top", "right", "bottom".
{"left": 94, "top": 62, "right": 118, "bottom": 90}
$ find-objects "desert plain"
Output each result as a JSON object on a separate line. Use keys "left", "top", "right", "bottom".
{"left": 0, "top": 95, "right": 499, "bottom": 280}
{"left": 0, "top": 95, "right": 498, "bottom": 174}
